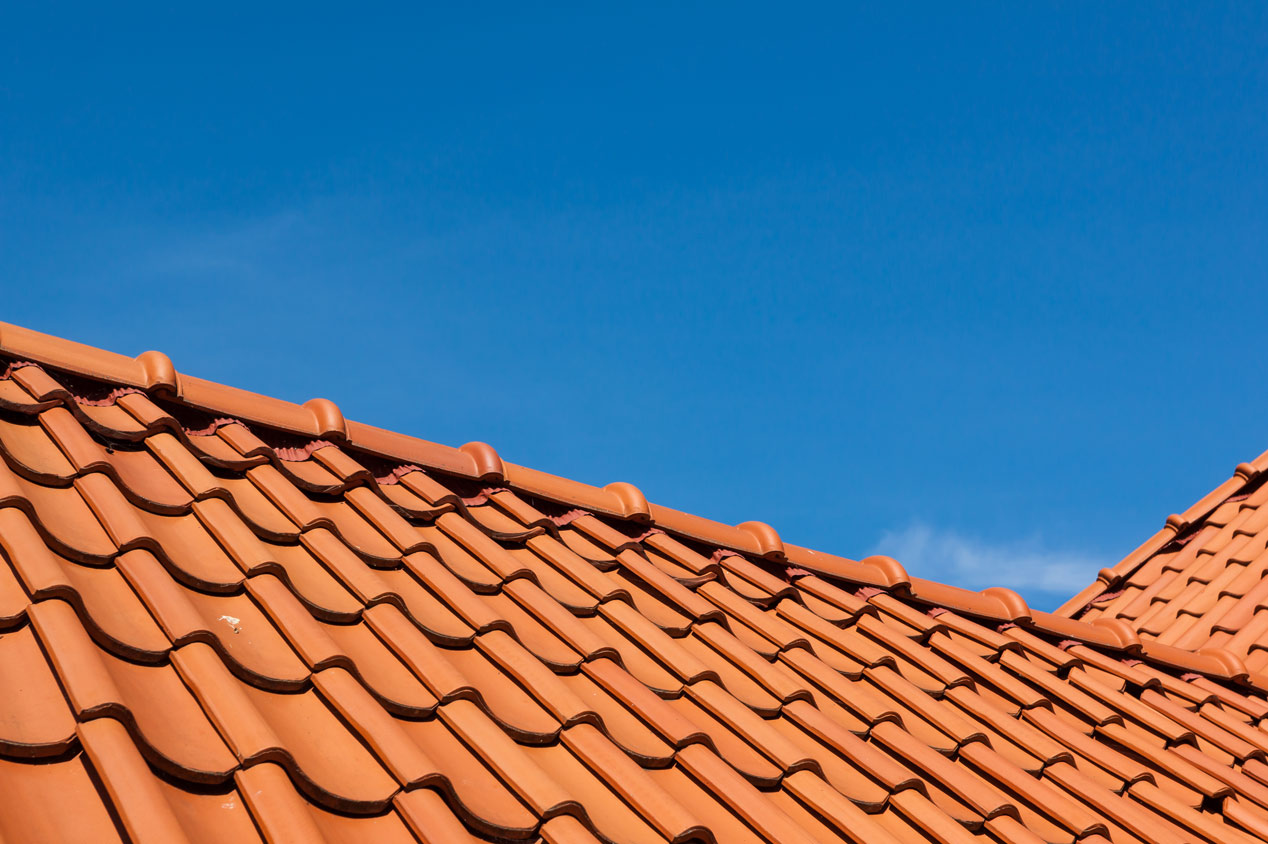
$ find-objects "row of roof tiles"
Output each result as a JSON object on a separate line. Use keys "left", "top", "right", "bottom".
{"left": 1063, "top": 444, "right": 1268, "bottom": 666}
{"left": 2, "top": 347, "right": 1268, "bottom": 842}
{"left": 1, "top": 321, "right": 1264, "bottom": 692}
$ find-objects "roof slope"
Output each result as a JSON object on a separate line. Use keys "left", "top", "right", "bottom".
{"left": 4, "top": 324, "right": 1268, "bottom": 843}
{"left": 1060, "top": 450, "right": 1268, "bottom": 669}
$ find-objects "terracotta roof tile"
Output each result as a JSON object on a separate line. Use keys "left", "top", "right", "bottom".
{"left": 6, "top": 322, "right": 1268, "bottom": 841}
{"left": 1063, "top": 445, "right": 1268, "bottom": 669}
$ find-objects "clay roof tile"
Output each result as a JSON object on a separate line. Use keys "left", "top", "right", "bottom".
{"left": 4, "top": 321, "right": 1268, "bottom": 842}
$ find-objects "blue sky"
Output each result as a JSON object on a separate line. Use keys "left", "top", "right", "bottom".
{"left": 2, "top": 4, "right": 1266, "bottom": 609}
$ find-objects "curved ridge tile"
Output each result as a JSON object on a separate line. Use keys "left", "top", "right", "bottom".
{"left": 737, "top": 521, "right": 785, "bottom": 561}
{"left": 1089, "top": 617, "right": 1144, "bottom": 653}
{"left": 460, "top": 441, "right": 504, "bottom": 483}
{"left": 859, "top": 554, "right": 911, "bottom": 588}
{"left": 304, "top": 398, "right": 347, "bottom": 444}
{"left": 982, "top": 586, "right": 1033, "bottom": 624}
{"left": 135, "top": 349, "right": 179, "bottom": 397}
{"left": 603, "top": 482, "right": 651, "bottom": 523}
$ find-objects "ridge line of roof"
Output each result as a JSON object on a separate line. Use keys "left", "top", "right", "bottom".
{"left": 3, "top": 320, "right": 1265, "bottom": 691}
{"left": 1054, "top": 458, "right": 1268, "bottom": 618}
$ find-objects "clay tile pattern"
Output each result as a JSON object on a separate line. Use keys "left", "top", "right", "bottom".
{"left": 1062, "top": 455, "right": 1268, "bottom": 671}
{"left": 4, "top": 325, "right": 1268, "bottom": 842}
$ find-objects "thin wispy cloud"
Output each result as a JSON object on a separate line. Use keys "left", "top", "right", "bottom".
{"left": 871, "top": 522, "right": 1101, "bottom": 601}
{"left": 138, "top": 209, "right": 316, "bottom": 279}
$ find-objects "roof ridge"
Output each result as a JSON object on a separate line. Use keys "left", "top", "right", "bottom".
{"left": 2, "top": 319, "right": 1262, "bottom": 692}
{"left": 1055, "top": 454, "right": 1268, "bottom": 619}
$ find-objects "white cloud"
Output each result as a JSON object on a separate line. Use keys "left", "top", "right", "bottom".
{"left": 870, "top": 522, "right": 1099, "bottom": 596}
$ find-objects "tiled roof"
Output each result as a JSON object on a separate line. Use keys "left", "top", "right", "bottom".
{"left": 4, "top": 322, "right": 1268, "bottom": 843}
{"left": 1060, "top": 448, "right": 1268, "bottom": 670}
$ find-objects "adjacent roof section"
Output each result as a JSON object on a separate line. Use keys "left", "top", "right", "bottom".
{"left": 4, "top": 322, "right": 1268, "bottom": 843}
{"left": 1061, "top": 449, "right": 1268, "bottom": 668}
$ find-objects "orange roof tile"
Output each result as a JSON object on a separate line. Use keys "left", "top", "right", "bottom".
{"left": 2, "top": 320, "right": 1268, "bottom": 842}
{"left": 1061, "top": 445, "right": 1268, "bottom": 665}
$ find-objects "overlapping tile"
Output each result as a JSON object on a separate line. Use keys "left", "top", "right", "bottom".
{"left": 3, "top": 329, "right": 1268, "bottom": 841}
{"left": 1065, "top": 451, "right": 1268, "bottom": 664}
